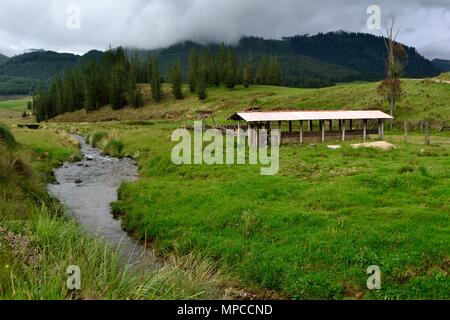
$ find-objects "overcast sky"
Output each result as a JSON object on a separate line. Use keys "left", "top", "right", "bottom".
{"left": 0, "top": 0, "right": 449, "bottom": 59}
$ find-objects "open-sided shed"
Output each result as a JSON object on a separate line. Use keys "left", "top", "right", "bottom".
{"left": 229, "top": 110, "right": 393, "bottom": 145}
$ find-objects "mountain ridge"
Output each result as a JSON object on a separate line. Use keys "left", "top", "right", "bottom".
{"left": 432, "top": 59, "right": 450, "bottom": 72}
{"left": 0, "top": 31, "right": 441, "bottom": 95}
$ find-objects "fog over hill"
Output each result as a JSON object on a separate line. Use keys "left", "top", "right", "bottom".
{"left": 0, "top": 0, "right": 449, "bottom": 60}
{"left": 0, "top": 31, "right": 441, "bottom": 95}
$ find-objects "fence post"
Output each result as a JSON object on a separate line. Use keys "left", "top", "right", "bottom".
{"left": 425, "top": 121, "right": 431, "bottom": 146}
{"left": 404, "top": 120, "right": 408, "bottom": 143}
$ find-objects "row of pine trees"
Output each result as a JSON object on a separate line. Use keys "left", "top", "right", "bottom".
{"left": 33, "top": 45, "right": 282, "bottom": 122}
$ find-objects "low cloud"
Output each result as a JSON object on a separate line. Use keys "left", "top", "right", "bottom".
{"left": 0, "top": 0, "right": 449, "bottom": 59}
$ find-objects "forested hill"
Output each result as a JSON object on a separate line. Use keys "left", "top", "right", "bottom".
{"left": 0, "top": 50, "right": 103, "bottom": 95}
{"left": 0, "top": 31, "right": 441, "bottom": 95}
{"left": 432, "top": 59, "right": 450, "bottom": 72}
{"left": 0, "top": 54, "right": 8, "bottom": 65}
{"left": 136, "top": 32, "right": 440, "bottom": 86}
{"left": 0, "top": 50, "right": 103, "bottom": 82}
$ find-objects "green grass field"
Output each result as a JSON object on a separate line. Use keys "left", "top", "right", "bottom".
{"left": 65, "top": 122, "right": 449, "bottom": 300}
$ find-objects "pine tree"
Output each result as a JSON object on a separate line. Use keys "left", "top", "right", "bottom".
{"left": 54, "top": 75, "right": 64, "bottom": 115}
{"left": 169, "top": 60, "right": 183, "bottom": 99}
{"left": 224, "top": 48, "right": 237, "bottom": 89}
{"left": 84, "top": 60, "right": 100, "bottom": 111}
{"left": 109, "top": 47, "right": 129, "bottom": 110}
{"left": 196, "top": 68, "right": 207, "bottom": 100}
{"left": 217, "top": 42, "right": 227, "bottom": 83}
{"left": 256, "top": 54, "right": 268, "bottom": 84}
{"left": 242, "top": 51, "right": 253, "bottom": 88}
{"left": 151, "top": 59, "right": 162, "bottom": 103}
{"left": 127, "top": 59, "right": 143, "bottom": 108}
{"left": 188, "top": 49, "right": 198, "bottom": 93}
{"left": 267, "top": 54, "right": 282, "bottom": 85}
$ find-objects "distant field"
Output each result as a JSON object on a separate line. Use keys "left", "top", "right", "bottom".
{"left": 51, "top": 80, "right": 450, "bottom": 129}
{"left": 0, "top": 98, "right": 31, "bottom": 120}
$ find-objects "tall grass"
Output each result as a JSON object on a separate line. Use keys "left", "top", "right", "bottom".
{"left": 86, "top": 130, "right": 108, "bottom": 147}
{"left": 0, "top": 205, "right": 224, "bottom": 300}
{"left": 102, "top": 139, "right": 124, "bottom": 157}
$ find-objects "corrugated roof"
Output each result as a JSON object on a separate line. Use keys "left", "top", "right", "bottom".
{"left": 229, "top": 110, "right": 393, "bottom": 122}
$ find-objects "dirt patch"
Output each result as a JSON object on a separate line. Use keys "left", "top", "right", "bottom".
{"left": 0, "top": 225, "right": 40, "bottom": 265}
{"left": 351, "top": 141, "right": 397, "bottom": 150}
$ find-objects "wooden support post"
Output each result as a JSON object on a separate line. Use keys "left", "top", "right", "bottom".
{"left": 425, "top": 121, "right": 430, "bottom": 145}
{"left": 267, "top": 121, "right": 270, "bottom": 145}
{"left": 289, "top": 121, "right": 292, "bottom": 133}
{"left": 339, "top": 120, "right": 342, "bottom": 131}
{"left": 342, "top": 120, "right": 346, "bottom": 142}
{"left": 255, "top": 122, "right": 259, "bottom": 147}
{"left": 350, "top": 119, "right": 353, "bottom": 130}
{"left": 248, "top": 122, "right": 253, "bottom": 146}
{"left": 329, "top": 120, "right": 333, "bottom": 130}
{"left": 300, "top": 120, "right": 303, "bottom": 144}
{"left": 309, "top": 120, "right": 313, "bottom": 132}
{"left": 321, "top": 120, "right": 325, "bottom": 143}
{"left": 380, "top": 120, "right": 384, "bottom": 140}
{"left": 363, "top": 119, "right": 367, "bottom": 140}
{"left": 378, "top": 120, "right": 382, "bottom": 140}
{"left": 237, "top": 121, "right": 241, "bottom": 145}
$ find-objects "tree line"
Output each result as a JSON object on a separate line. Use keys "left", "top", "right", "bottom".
{"left": 32, "top": 45, "right": 282, "bottom": 122}
{"left": 187, "top": 43, "right": 282, "bottom": 100}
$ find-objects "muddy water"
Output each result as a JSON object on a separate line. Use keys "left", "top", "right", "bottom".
{"left": 48, "top": 135, "right": 153, "bottom": 266}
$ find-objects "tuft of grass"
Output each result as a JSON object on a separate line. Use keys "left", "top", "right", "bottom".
{"left": 0, "top": 123, "right": 17, "bottom": 149}
{"left": 103, "top": 139, "right": 124, "bottom": 157}
{"left": 86, "top": 131, "right": 109, "bottom": 147}
{"left": 0, "top": 205, "right": 224, "bottom": 300}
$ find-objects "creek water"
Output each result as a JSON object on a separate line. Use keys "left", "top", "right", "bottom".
{"left": 48, "top": 134, "right": 154, "bottom": 266}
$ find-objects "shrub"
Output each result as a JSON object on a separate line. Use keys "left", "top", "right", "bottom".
{"left": 0, "top": 123, "right": 17, "bottom": 150}
{"left": 87, "top": 131, "right": 108, "bottom": 147}
{"left": 399, "top": 165, "right": 414, "bottom": 174}
{"left": 102, "top": 139, "right": 124, "bottom": 157}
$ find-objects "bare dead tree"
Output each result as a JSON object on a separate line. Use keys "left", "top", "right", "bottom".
{"left": 378, "top": 15, "right": 407, "bottom": 129}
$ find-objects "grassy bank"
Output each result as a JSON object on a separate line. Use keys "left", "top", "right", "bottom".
{"left": 72, "top": 123, "right": 450, "bottom": 299}
{"left": 0, "top": 124, "right": 224, "bottom": 300}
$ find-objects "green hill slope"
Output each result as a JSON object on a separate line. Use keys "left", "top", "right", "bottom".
{"left": 432, "top": 59, "right": 450, "bottom": 72}
{"left": 51, "top": 79, "right": 450, "bottom": 128}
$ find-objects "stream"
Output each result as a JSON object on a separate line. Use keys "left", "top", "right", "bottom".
{"left": 48, "top": 134, "right": 154, "bottom": 267}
